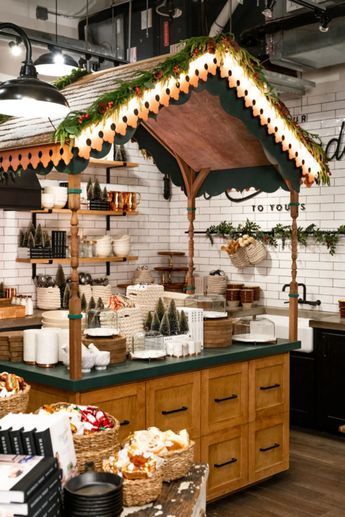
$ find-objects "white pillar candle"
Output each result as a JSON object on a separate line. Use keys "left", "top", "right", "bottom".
{"left": 36, "top": 329, "right": 59, "bottom": 366}
{"left": 23, "top": 329, "right": 38, "bottom": 364}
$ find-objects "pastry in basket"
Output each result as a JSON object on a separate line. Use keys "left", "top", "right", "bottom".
{"left": 125, "top": 427, "right": 190, "bottom": 456}
{"left": 0, "top": 372, "right": 26, "bottom": 398}
{"left": 103, "top": 446, "right": 162, "bottom": 479}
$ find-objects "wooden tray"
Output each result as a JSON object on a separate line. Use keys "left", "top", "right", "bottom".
{"left": 0, "top": 305, "right": 26, "bottom": 320}
{"left": 82, "top": 335, "right": 127, "bottom": 364}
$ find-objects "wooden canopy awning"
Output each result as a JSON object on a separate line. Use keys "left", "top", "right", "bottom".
{"left": 0, "top": 35, "right": 329, "bottom": 193}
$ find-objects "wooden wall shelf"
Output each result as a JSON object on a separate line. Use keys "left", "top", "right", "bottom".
{"left": 17, "top": 256, "right": 138, "bottom": 265}
{"left": 88, "top": 158, "right": 138, "bottom": 168}
{"left": 32, "top": 209, "right": 138, "bottom": 216}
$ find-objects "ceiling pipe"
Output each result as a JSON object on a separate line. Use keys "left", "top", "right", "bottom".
{"left": 209, "top": 0, "right": 242, "bottom": 37}
{"left": 241, "top": 3, "right": 345, "bottom": 43}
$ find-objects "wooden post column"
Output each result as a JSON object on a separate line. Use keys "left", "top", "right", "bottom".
{"left": 68, "top": 174, "right": 82, "bottom": 380}
{"left": 289, "top": 190, "right": 299, "bottom": 342}
{"left": 186, "top": 196, "right": 196, "bottom": 294}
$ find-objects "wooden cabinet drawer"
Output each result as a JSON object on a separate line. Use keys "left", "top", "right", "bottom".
{"left": 80, "top": 382, "right": 146, "bottom": 442}
{"left": 249, "top": 353, "right": 289, "bottom": 420}
{"left": 146, "top": 372, "right": 200, "bottom": 438}
{"left": 201, "top": 425, "right": 248, "bottom": 501}
{"left": 201, "top": 362, "right": 248, "bottom": 435}
{"left": 249, "top": 414, "right": 289, "bottom": 483}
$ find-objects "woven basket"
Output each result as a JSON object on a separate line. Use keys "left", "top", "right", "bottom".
{"left": 0, "top": 384, "right": 30, "bottom": 417}
{"left": 79, "top": 285, "right": 92, "bottom": 305}
{"left": 245, "top": 240, "right": 267, "bottom": 265}
{"left": 160, "top": 441, "right": 195, "bottom": 482}
{"left": 229, "top": 247, "right": 251, "bottom": 268}
{"left": 47, "top": 403, "right": 120, "bottom": 473}
{"left": 122, "top": 471, "right": 163, "bottom": 507}
{"left": 126, "top": 284, "right": 164, "bottom": 319}
{"left": 117, "top": 306, "right": 144, "bottom": 350}
{"left": 36, "top": 286, "right": 61, "bottom": 310}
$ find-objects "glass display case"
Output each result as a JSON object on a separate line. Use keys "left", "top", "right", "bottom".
{"left": 185, "top": 294, "right": 226, "bottom": 314}
{"left": 232, "top": 316, "right": 276, "bottom": 343}
{"left": 131, "top": 331, "right": 166, "bottom": 360}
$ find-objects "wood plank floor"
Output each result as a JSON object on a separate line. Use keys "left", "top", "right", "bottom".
{"left": 207, "top": 429, "right": 345, "bottom": 517}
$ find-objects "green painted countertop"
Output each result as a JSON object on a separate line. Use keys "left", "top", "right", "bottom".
{"left": 0, "top": 339, "right": 300, "bottom": 392}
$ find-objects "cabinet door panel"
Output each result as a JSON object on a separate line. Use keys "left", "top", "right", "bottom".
{"left": 201, "top": 426, "right": 248, "bottom": 501}
{"left": 249, "top": 414, "right": 289, "bottom": 483}
{"left": 249, "top": 354, "right": 289, "bottom": 420}
{"left": 201, "top": 362, "right": 248, "bottom": 435}
{"left": 290, "top": 351, "right": 316, "bottom": 428}
{"left": 80, "top": 383, "right": 146, "bottom": 442}
{"left": 146, "top": 372, "right": 200, "bottom": 438}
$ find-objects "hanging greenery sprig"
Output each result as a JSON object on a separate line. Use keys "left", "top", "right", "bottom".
{"left": 54, "top": 68, "right": 90, "bottom": 90}
{"left": 206, "top": 219, "right": 345, "bottom": 255}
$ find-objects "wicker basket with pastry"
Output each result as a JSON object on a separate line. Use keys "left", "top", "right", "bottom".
{"left": 0, "top": 372, "right": 30, "bottom": 417}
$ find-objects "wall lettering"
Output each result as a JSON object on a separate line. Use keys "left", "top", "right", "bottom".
{"left": 252, "top": 203, "right": 306, "bottom": 212}
{"left": 325, "top": 121, "right": 345, "bottom": 161}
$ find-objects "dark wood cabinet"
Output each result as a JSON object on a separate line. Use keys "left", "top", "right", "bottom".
{"left": 291, "top": 329, "right": 345, "bottom": 434}
{"left": 290, "top": 351, "right": 316, "bottom": 428}
{"left": 314, "top": 329, "right": 345, "bottom": 434}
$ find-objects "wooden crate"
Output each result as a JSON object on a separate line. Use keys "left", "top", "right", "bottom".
{"left": 0, "top": 305, "right": 26, "bottom": 320}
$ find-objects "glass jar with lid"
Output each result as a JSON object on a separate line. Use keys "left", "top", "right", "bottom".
{"left": 232, "top": 316, "right": 276, "bottom": 343}
{"left": 131, "top": 331, "right": 166, "bottom": 359}
{"left": 185, "top": 294, "right": 226, "bottom": 313}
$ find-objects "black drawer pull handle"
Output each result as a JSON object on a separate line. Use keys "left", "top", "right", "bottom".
{"left": 214, "top": 394, "right": 238, "bottom": 403}
{"left": 162, "top": 406, "right": 188, "bottom": 415}
{"left": 119, "top": 419, "right": 130, "bottom": 426}
{"left": 260, "top": 442, "right": 280, "bottom": 452}
{"left": 214, "top": 457, "right": 237, "bottom": 468}
{"left": 260, "top": 383, "right": 281, "bottom": 391}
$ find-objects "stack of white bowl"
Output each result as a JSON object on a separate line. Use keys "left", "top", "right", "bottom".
{"left": 42, "top": 310, "right": 85, "bottom": 329}
{"left": 43, "top": 186, "right": 68, "bottom": 209}
{"left": 36, "top": 287, "right": 61, "bottom": 310}
{"left": 112, "top": 234, "right": 131, "bottom": 257}
{"left": 95, "top": 235, "right": 113, "bottom": 257}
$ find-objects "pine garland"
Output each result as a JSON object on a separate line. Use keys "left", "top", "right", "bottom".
{"left": 206, "top": 219, "right": 345, "bottom": 255}
{"left": 54, "top": 68, "right": 90, "bottom": 90}
{"left": 53, "top": 34, "right": 330, "bottom": 185}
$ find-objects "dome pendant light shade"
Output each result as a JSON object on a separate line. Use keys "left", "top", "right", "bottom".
{"left": 34, "top": 51, "right": 79, "bottom": 77}
{"left": 0, "top": 76, "right": 70, "bottom": 118}
{"left": 0, "top": 22, "right": 70, "bottom": 119}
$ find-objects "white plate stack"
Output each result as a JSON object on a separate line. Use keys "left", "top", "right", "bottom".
{"left": 41, "top": 310, "right": 86, "bottom": 329}
{"left": 36, "top": 287, "right": 61, "bottom": 310}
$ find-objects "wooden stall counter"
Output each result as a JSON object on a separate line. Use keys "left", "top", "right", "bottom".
{"left": 0, "top": 340, "right": 300, "bottom": 501}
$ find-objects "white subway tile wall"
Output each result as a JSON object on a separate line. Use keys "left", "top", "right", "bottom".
{"left": 1, "top": 74, "right": 345, "bottom": 313}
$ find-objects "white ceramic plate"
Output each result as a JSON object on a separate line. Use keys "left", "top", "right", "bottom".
{"left": 203, "top": 311, "right": 228, "bottom": 319}
{"left": 85, "top": 328, "right": 119, "bottom": 337}
{"left": 130, "top": 350, "right": 166, "bottom": 360}
{"left": 232, "top": 334, "right": 277, "bottom": 343}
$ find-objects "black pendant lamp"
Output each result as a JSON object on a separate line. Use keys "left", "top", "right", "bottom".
{"left": 34, "top": 0, "right": 78, "bottom": 77}
{"left": 0, "top": 23, "right": 70, "bottom": 119}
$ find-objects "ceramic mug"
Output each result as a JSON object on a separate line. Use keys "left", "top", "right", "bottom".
{"left": 122, "top": 192, "right": 141, "bottom": 212}
{"left": 109, "top": 191, "right": 123, "bottom": 212}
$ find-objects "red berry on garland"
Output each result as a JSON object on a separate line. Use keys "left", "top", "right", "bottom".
{"left": 193, "top": 48, "right": 200, "bottom": 57}
{"left": 134, "top": 86, "right": 143, "bottom": 96}
{"left": 154, "top": 70, "right": 163, "bottom": 80}
{"left": 173, "top": 64, "right": 180, "bottom": 75}
{"left": 207, "top": 39, "right": 216, "bottom": 53}
{"left": 98, "top": 101, "right": 107, "bottom": 114}
{"left": 107, "top": 101, "right": 113, "bottom": 109}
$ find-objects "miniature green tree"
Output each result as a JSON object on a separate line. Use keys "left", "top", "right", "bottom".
{"left": 120, "top": 144, "right": 127, "bottom": 162}
{"left": 168, "top": 299, "right": 180, "bottom": 335}
{"left": 88, "top": 296, "right": 96, "bottom": 311}
{"left": 27, "top": 232, "right": 35, "bottom": 249}
{"left": 156, "top": 297, "right": 165, "bottom": 322}
{"left": 159, "top": 311, "right": 171, "bottom": 336}
{"left": 55, "top": 265, "right": 66, "bottom": 302}
{"left": 93, "top": 178, "right": 102, "bottom": 201}
{"left": 144, "top": 311, "right": 153, "bottom": 331}
{"left": 96, "top": 297, "right": 104, "bottom": 310}
{"left": 28, "top": 222, "right": 36, "bottom": 236}
{"left": 43, "top": 231, "right": 51, "bottom": 248}
{"left": 81, "top": 293, "right": 87, "bottom": 312}
{"left": 35, "top": 224, "right": 43, "bottom": 247}
{"left": 22, "top": 230, "right": 29, "bottom": 248}
{"left": 150, "top": 311, "right": 161, "bottom": 332}
{"left": 87, "top": 181, "right": 94, "bottom": 201}
{"left": 102, "top": 186, "right": 108, "bottom": 203}
{"left": 62, "top": 284, "right": 71, "bottom": 310}
{"left": 0, "top": 282, "right": 4, "bottom": 298}
{"left": 179, "top": 310, "right": 189, "bottom": 334}
{"left": 19, "top": 229, "right": 25, "bottom": 247}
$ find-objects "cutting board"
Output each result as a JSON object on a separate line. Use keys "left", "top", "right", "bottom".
{"left": 0, "top": 305, "right": 26, "bottom": 320}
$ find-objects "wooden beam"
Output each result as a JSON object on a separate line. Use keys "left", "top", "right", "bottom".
{"left": 68, "top": 174, "right": 82, "bottom": 380}
{"left": 289, "top": 188, "right": 299, "bottom": 342}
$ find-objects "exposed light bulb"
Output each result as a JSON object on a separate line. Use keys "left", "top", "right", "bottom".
{"left": 53, "top": 52, "right": 64, "bottom": 65}
{"left": 9, "top": 41, "right": 22, "bottom": 56}
{"left": 319, "top": 23, "right": 329, "bottom": 33}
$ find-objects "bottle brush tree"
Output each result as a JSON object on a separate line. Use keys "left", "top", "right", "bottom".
{"left": 55, "top": 265, "right": 66, "bottom": 290}
{"left": 102, "top": 186, "right": 108, "bottom": 203}
{"left": 155, "top": 297, "right": 165, "bottom": 322}
{"left": 22, "top": 230, "right": 29, "bottom": 248}
{"left": 86, "top": 178, "right": 93, "bottom": 200}
{"left": 159, "top": 311, "right": 171, "bottom": 336}
{"left": 19, "top": 229, "right": 25, "bottom": 247}
{"left": 88, "top": 296, "right": 96, "bottom": 311}
{"left": 145, "top": 311, "right": 153, "bottom": 331}
{"left": 27, "top": 232, "right": 35, "bottom": 249}
{"left": 150, "top": 311, "right": 161, "bottom": 332}
{"left": 62, "top": 284, "right": 71, "bottom": 310}
{"left": 81, "top": 293, "right": 87, "bottom": 312}
{"left": 93, "top": 178, "right": 102, "bottom": 201}
{"left": 35, "top": 224, "right": 43, "bottom": 247}
{"left": 168, "top": 299, "right": 180, "bottom": 335}
{"left": 43, "top": 231, "right": 51, "bottom": 248}
{"left": 96, "top": 297, "right": 104, "bottom": 310}
{"left": 179, "top": 310, "right": 189, "bottom": 334}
